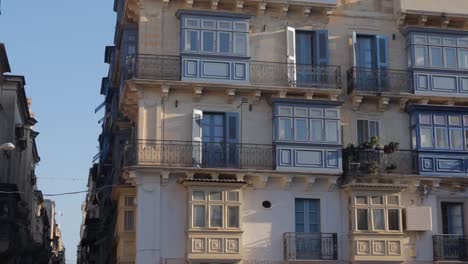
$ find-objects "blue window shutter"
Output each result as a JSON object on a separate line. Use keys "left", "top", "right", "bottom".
{"left": 376, "top": 35, "right": 389, "bottom": 69}
{"left": 225, "top": 112, "right": 239, "bottom": 167}
{"left": 315, "top": 30, "right": 329, "bottom": 65}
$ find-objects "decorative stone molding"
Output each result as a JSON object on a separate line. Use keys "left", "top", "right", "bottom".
{"left": 304, "top": 176, "right": 316, "bottom": 191}
{"left": 305, "top": 91, "right": 314, "bottom": 100}
{"left": 235, "top": 0, "right": 244, "bottom": 11}
{"left": 277, "top": 90, "right": 287, "bottom": 98}
{"left": 441, "top": 17, "right": 450, "bottom": 28}
{"left": 352, "top": 95, "right": 363, "bottom": 110}
{"left": 397, "top": 14, "right": 406, "bottom": 27}
{"left": 378, "top": 97, "right": 390, "bottom": 112}
{"left": 399, "top": 98, "right": 408, "bottom": 111}
{"left": 226, "top": 89, "right": 236, "bottom": 103}
{"left": 280, "top": 175, "right": 293, "bottom": 190}
{"left": 257, "top": 2, "right": 267, "bottom": 15}
{"left": 303, "top": 7, "right": 311, "bottom": 16}
{"left": 251, "top": 90, "right": 261, "bottom": 104}
{"left": 418, "top": 15, "right": 428, "bottom": 26}
{"left": 323, "top": 7, "right": 333, "bottom": 16}
{"left": 161, "top": 171, "right": 170, "bottom": 186}
{"left": 280, "top": 4, "right": 289, "bottom": 17}
{"left": 161, "top": 85, "right": 170, "bottom": 99}
{"left": 211, "top": 0, "right": 219, "bottom": 10}
{"left": 185, "top": 0, "right": 193, "bottom": 7}
{"left": 256, "top": 175, "right": 269, "bottom": 189}
{"left": 193, "top": 87, "right": 203, "bottom": 102}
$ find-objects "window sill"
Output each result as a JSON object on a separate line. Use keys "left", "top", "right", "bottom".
{"left": 187, "top": 228, "right": 243, "bottom": 233}
{"left": 181, "top": 52, "right": 250, "bottom": 60}
{"left": 352, "top": 231, "right": 404, "bottom": 236}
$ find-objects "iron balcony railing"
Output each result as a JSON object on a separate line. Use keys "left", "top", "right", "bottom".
{"left": 125, "top": 54, "right": 342, "bottom": 89}
{"left": 343, "top": 149, "right": 416, "bottom": 176}
{"left": 347, "top": 67, "right": 413, "bottom": 94}
{"left": 124, "top": 140, "right": 275, "bottom": 170}
{"left": 433, "top": 235, "right": 468, "bottom": 261}
{"left": 283, "top": 233, "right": 338, "bottom": 261}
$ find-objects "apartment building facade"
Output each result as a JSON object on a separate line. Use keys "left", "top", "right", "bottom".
{"left": 80, "top": 0, "right": 468, "bottom": 263}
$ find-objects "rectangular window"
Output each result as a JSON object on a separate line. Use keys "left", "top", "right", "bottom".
{"left": 185, "top": 30, "right": 199, "bottom": 52}
{"left": 310, "top": 120, "right": 323, "bottom": 142}
{"left": 325, "top": 120, "right": 339, "bottom": 142}
{"left": 202, "top": 31, "right": 216, "bottom": 52}
{"left": 441, "top": 202, "right": 464, "bottom": 235}
{"left": 279, "top": 118, "right": 293, "bottom": 140}
{"left": 372, "top": 209, "right": 385, "bottom": 230}
{"left": 435, "top": 127, "right": 449, "bottom": 149}
{"left": 450, "top": 129, "right": 463, "bottom": 149}
{"left": 210, "top": 205, "right": 223, "bottom": 227}
{"left": 357, "top": 209, "right": 369, "bottom": 231}
{"left": 388, "top": 209, "right": 400, "bottom": 231}
{"left": 227, "top": 206, "right": 239, "bottom": 228}
{"left": 420, "top": 127, "right": 433, "bottom": 148}
{"left": 227, "top": 192, "right": 239, "bottom": 201}
{"left": 357, "top": 120, "right": 379, "bottom": 144}
{"left": 459, "top": 49, "right": 468, "bottom": 69}
{"left": 124, "top": 196, "right": 135, "bottom": 206}
{"left": 430, "top": 47, "right": 443, "bottom": 67}
{"left": 218, "top": 32, "right": 231, "bottom": 53}
{"left": 465, "top": 130, "right": 468, "bottom": 149}
{"left": 295, "top": 199, "right": 320, "bottom": 233}
{"left": 444, "top": 48, "right": 457, "bottom": 68}
{"left": 414, "top": 46, "right": 427, "bottom": 66}
{"left": 209, "top": 191, "right": 222, "bottom": 201}
{"left": 124, "top": 210, "right": 135, "bottom": 231}
{"left": 295, "top": 119, "right": 308, "bottom": 141}
{"left": 193, "top": 205, "right": 206, "bottom": 227}
{"left": 234, "top": 33, "right": 248, "bottom": 55}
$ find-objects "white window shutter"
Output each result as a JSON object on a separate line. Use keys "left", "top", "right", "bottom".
{"left": 286, "top": 27, "right": 296, "bottom": 86}
{"left": 192, "top": 109, "right": 203, "bottom": 166}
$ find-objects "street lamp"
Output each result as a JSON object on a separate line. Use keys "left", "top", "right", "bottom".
{"left": 0, "top": 142, "right": 15, "bottom": 151}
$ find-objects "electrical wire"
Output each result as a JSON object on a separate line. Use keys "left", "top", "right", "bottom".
{"left": 0, "top": 184, "right": 116, "bottom": 196}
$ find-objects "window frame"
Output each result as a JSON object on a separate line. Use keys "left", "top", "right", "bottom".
{"left": 123, "top": 195, "right": 136, "bottom": 232}
{"left": 353, "top": 194, "right": 403, "bottom": 233}
{"left": 189, "top": 189, "right": 241, "bottom": 230}
{"left": 356, "top": 119, "right": 380, "bottom": 144}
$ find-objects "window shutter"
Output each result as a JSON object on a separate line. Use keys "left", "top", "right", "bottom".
{"left": 352, "top": 31, "right": 357, "bottom": 67}
{"left": 225, "top": 112, "right": 239, "bottom": 167}
{"left": 315, "top": 30, "right": 329, "bottom": 65}
{"left": 192, "top": 109, "right": 203, "bottom": 166}
{"left": 376, "top": 35, "right": 389, "bottom": 69}
{"left": 286, "top": 27, "right": 297, "bottom": 86}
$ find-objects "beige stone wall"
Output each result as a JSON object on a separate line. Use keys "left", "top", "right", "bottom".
{"left": 399, "top": 0, "right": 468, "bottom": 15}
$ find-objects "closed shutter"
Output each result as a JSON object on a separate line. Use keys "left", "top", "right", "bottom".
{"left": 352, "top": 31, "right": 358, "bottom": 67}
{"left": 286, "top": 27, "right": 297, "bottom": 86}
{"left": 225, "top": 112, "right": 239, "bottom": 167}
{"left": 376, "top": 35, "right": 389, "bottom": 69}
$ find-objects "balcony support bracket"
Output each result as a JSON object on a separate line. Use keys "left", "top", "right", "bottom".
{"left": 161, "top": 171, "right": 170, "bottom": 186}
{"left": 185, "top": 0, "right": 193, "bottom": 8}
{"left": 235, "top": 0, "right": 244, "bottom": 11}
{"left": 329, "top": 93, "right": 339, "bottom": 101}
{"left": 418, "top": 15, "right": 428, "bottom": 26}
{"left": 352, "top": 95, "right": 363, "bottom": 111}
{"left": 257, "top": 2, "right": 267, "bottom": 15}
{"left": 303, "top": 7, "right": 311, "bottom": 16}
{"left": 255, "top": 175, "right": 269, "bottom": 189}
{"left": 378, "top": 97, "right": 390, "bottom": 112}
{"left": 161, "top": 85, "right": 170, "bottom": 99}
{"left": 193, "top": 87, "right": 203, "bottom": 102}
{"left": 280, "top": 175, "right": 293, "bottom": 190}
{"left": 304, "top": 176, "right": 316, "bottom": 191}
{"left": 306, "top": 92, "right": 314, "bottom": 100}
{"left": 252, "top": 90, "right": 262, "bottom": 104}
{"left": 280, "top": 4, "right": 289, "bottom": 17}
{"left": 399, "top": 98, "right": 409, "bottom": 111}
{"left": 226, "top": 89, "right": 236, "bottom": 103}
{"left": 327, "top": 178, "right": 337, "bottom": 191}
{"left": 442, "top": 17, "right": 451, "bottom": 28}
{"left": 211, "top": 0, "right": 219, "bottom": 10}
{"left": 397, "top": 13, "right": 407, "bottom": 27}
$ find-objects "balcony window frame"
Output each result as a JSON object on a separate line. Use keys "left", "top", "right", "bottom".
{"left": 189, "top": 189, "right": 241, "bottom": 230}
{"left": 356, "top": 119, "right": 380, "bottom": 144}
{"left": 353, "top": 194, "right": 403, "bottom": 233}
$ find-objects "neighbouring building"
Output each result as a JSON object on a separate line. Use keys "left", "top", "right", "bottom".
{"left": 0, "top": 43, "right": 65, "bottom": 264}
{"left": 79, "top": 0, "right": 468, "bottom": 263}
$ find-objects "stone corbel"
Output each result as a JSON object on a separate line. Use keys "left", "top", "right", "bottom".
{"left": 329, "top": 93, "right": 339, "bottom": 101}
{"left": 397, "top": 13, "right": 407, "bottom": 27}
{"left": 399, "top": 98, "right": 409, "bottom": 111}
{"left": 256, "top": 175, "right": 269, "bottom": 189}
{"left": 280, "top": 4, "right": 289, "bottom": 17}
{"left": 416, "top": 98, "right": 429, "bottom": 105}
{"left": 303, "top": 7, "right": 311, "bottom": 16}
{"left": 305, "top": 92, "right": 314, "bottom": 100}
{"left": 327, "top": 178, "right": 338, "bottom": 190}
{"left": 235, "top": 0, "right": 244, "bottom": 11}
{"left": 257, "top": 2, "right": 267, "bottom": 15}
{"left": 252, "top": 90, "right": 261, "bottom": 104}
{"left": 280, "top": 175, "right": 293, "bottom": 190}
{"left": 236, "top": 173, "right": 246, "bottom": 182}
{"left": 161, "top": 171, "right": 170, "bottom": 186}
{"left": 444, "top": 100, "right": 455, "bottom": 106}
{"left": 161, "top": 84, "right": 170, "bottom": 99}
{"left": 185, "top": 172, "right": 195, "bottom": 179}
{"left": 408, "top": 180, "right": 421, "bottom": 192}
{"left": 304, "top": 177, "right": 316, "bottom": 191}
{"left": 211, "top": 0, "right": 219, "bottom": 10}
{"left": 378, "top": 97, "right": 390, "bottom": 112}
{"left": 352, "top": 95, "right": 363, "bottom": 111}
{"left": 277, "top": 90, "right": 287, "bottom": 98}
{"left": 185, "top": 0, "right": 193, "bottom": 8}
{"left": 464, "top": 20, "right": 468, "bottom": 29}
{"left": 193, "top": 87, "right": 203, "bottom": 102}
{"left": 431, "top": 180, "right": 441, "bottom": 188}
{"left": 323, "top": 7, "right": 333, "bottom": 16}
{"left": 211, "top": 173, "right": 219, "bottom": 180}
{"left": 226, "top": 89, "right": 236, "bottom": 103}
{"left": 418, "top": 15, "right": 428, "bottom": 26}
{"left": 162, "top": 0, "right": 170, "bottom": 6}
{"left": 441, "top": 17, "right": 450, "bottom": 28}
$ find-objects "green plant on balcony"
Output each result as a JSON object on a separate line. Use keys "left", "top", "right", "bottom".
{"left": 367, "top": 161, "right": 380, "bottom": 175}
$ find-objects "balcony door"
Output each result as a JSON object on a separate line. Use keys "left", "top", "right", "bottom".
{"left": 295, "top": 199, "right": 321, "bottom": 259}
{"left": 440, "top": 202, "right": 465, "bottom": 260}
{"left": 193, "top": 112, "right": 239, "bottom": 168}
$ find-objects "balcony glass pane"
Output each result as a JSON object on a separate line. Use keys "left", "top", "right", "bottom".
{"left": 228, "top": 206, "right": 239, "bottom": 228}
{"left": 430, "top": 47, "right": 443, "bottom": 67}
{"left": 218, "top": 32, "right": 231, "bottom": 53}
{"left": 209, "top": 191, "right": 222, "bottom": 201}
{"left": 435, "top": 127, "right": 449, "bottom": 149}
{"left": 193, "top": 205, "right": 206, "bottom": 227}
{"left": 434, "top": 115, "right": 447, "bottom": 125}
{"left": 193, "top": 191, "right": 205, "bottom": 201}
{"left": 234, "top": 33, "right": 247, "bottom": 55}
{"left": 387, "top": 196, "right": 399, "bottom": 205}
{"left": 414, "top": 46, "right": 427, "bottom": 66}
{"left": 325, "top": 120, "right": 339, "bottom": 143}
{"left": 465, "top": 130, "right": 468, "bottom": 149}
{"left": 202, "top": 31, "right": 215, "bottom": 52}
{"left": 372, "top": 209, "right": 385, "bottom": 230}
{"left": 228, "top": 192, "right": 239, "bottom": 201}
{"left": 210, "top": 205, "right": 223, "bottom": 227}
{"left": 388, "top": 209, "right": 400, "bottom": 231}
{"left": 444, "top": 48, "right": 457, "bottom": 68}
{"left": 357, "top": 209, "right": 368, "bottom": 230}
{"left": 310, "top": 119, "right": 323, "bottom": 142}
{"left": 371, "top": 196, "right": 383, "bottom": 205}
{"left": 450, "top": 129, "right": 463, "bottom": 149}
{"left": 185, "top": 30, "right": 199, "bottom": 51}
{"left": 295, "top": 119, "right": 308, "bottom": 141}
{"left": 355, "top": 196, "right": 368, "bottom": 205}
{"left": 449, "top": 116, "right": 461, "bottom": 126}
{"left": 124, "top": 210, "right": 135, "bottom": 231}
{"left": 279, "top": 118, "right": 292, "bottom": 140}
{"left": 420, "top": 114, "right": 432, "bottom": 125}
{"left": 459, "top": 49, "right": 468, "bottom": 69}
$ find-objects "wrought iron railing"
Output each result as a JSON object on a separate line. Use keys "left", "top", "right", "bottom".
{"left": 343, "top": 149, "right": 416, "bottom": 176}
{"left": 124, "top": 140, "right": 275, "bottom": 170}
{"left": 283, "top": 233, "right": 337, "bottom": 261}
{"left": 433, "top": 235, "right": 468, "bottom": 261}
{"left": 125, "top": 54, "right": 342, "bottom": 89}
{"left": 347, "top": 67, "right": 413, "bottom": 94}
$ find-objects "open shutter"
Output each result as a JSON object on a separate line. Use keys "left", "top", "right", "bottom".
{"left": 192, "top": 109, "right": 203, "bottom": 167}
{"left": 352, "top": 31, "right": 357, "bottom": 67}
{"left": 376, "top": 35, "right": 389, "bottom": 69}
{"left": 286, "top": 27, "right": 297, "bottom": 86}
{"left": 225, "top": 112, "right": 239, "bottom": 168}
{"left": 315, "top": 30, "right": 329, "bottom": 66}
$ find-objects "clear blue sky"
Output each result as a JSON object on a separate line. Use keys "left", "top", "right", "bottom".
{"left": 0, "top": 1, "right": 115, "bottom": 263}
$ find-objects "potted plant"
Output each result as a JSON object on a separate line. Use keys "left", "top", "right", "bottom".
{"left": 386, "top": 163, "right": 397, "bottom": 173}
